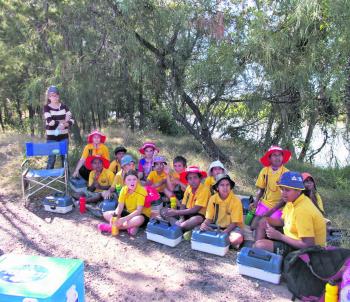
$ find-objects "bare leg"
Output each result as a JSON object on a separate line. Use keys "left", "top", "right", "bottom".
{"left": 178, "top": 215, "right": 204, "bottom": 231}
{"left": 229, "top": 231, "right": 244, "bottom": 248}
{"left": 254, "top": 239, "right": 274, "bottom": 252}
{"left": 255, "top": 217, "right": 268, "bottom": 241}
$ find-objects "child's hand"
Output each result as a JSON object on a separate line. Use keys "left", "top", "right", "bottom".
{"left": 101, "top": 190, "right": 111, "bottom": 199}
{"left": 200, "top": 223, "right": 211, "bottom": 231}
{"left": 266, "top": 223, "right": 282, "bottom": 240}
{"left": 166, "top": 209, "right": 177, "bottom": 217}
{"left": 163, "top": 166, "right": 170, "bottom": 175}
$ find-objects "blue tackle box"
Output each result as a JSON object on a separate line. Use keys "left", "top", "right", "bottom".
{"left": 237, "top": 247, "right": 283, "bottom": 284}
{"left": 42, "top": 193, "right": 74, "bottom": 214}
{"left": 0, "top": 254, "right": 84, "bottom": 302}
{"left": 146, "top": 219, "right": 183, "bottom": 247}
{"left": 69, "top": 177, "right": 87, "bottom": 193}
{"left": 237, "top": 195, "right": 253, "bottom": 215}
{"left": 191, "top": 227, "right": 230, "bottom": 256}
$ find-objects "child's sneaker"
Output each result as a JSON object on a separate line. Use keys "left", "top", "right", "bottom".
{"left": 98, "top": 223, "right": 111, "bottom": 233}
{"left": 183, "top": 230, "right": 192, "bottom": 241}
{"left": 127, "top": 227, "right": 138, "bottom": 236}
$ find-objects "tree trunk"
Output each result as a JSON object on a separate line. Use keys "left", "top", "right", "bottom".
{"left": 138, "top": 69, "right": 144, "bottom": 129}
{"left": 28, "top": 104, "right": 35, "bottom": 137}
{"left": 91, "top": 105, "right": 97, "bottom": 129}
{"left": 123, "top": 59, "right": 134, "bottom": 131}
{"left": 298, "top": 112, "right": 317, "bottom": 162}
{"left": 0, "top": 106, "right": 5, "bottom": 132}
{"left": 15, "top": 99, "right": 23, "bottom": 127}
{"left": 263, "top": 109, "right": 275, "bottom": 148}
{"left": 278, "top": 103, "right": 296, "bottom": 156}
{"left": 71, "top": 122, "right": 83, "bottom": 145}
{"left": 345, "top": 57, "right": 350, "bottom": 129}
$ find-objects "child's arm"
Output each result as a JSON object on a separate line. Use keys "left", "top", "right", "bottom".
{"left": 200, "top": 218, "right": 213, "bottom": 231}
{"left": 250, "top": 188, "right": 264, "bottom": 209}
{"left": 222, "top": 223, "right": 239, "bottom": 234}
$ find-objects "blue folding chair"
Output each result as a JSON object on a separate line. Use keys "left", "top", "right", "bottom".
{"left": 21, "top": 141, "right": 68, "bottom": 205}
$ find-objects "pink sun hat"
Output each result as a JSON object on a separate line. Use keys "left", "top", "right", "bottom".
{"left": 139, "top": 141, "right": 159, "bottom": 155}
{"left": 260, "top": 145, "right": 292, "bottom": 167}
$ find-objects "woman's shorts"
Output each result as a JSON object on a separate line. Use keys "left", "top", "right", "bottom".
{"left": 255, "top": 201, "right": 283, "bottom": 219}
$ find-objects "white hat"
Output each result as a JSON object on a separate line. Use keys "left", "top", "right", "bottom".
{"left": 207, "top": 160, "right": 227, "bottom": 176}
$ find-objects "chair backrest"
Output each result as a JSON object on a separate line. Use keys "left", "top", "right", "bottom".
{"left": 25, "top": 141, "right": 68, "bottom": 157}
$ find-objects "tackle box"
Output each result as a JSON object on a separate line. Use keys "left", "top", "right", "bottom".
{"left": 237, "top": 247, "right": 283, "bottom": 284}
{"left": 191, "top": 227, "right": 230, "bottom": 256}
{"left": 69, "top": 177, "right": 87, "bottom": 193}
{"left": 237, "top": 195, "right": 253, "bottom": 215}
{"left": 42, "top": 193, "right": 74, "bottom": 214}
{"left": 0, "top": 254, "right": 84, "bottom": 302}
{"left": 146, "top": 219, "right": 182, "bottom": 247}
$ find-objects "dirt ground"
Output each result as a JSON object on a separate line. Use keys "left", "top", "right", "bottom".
{"left": 0, "top": 136, "right": 293, "bottom": 302}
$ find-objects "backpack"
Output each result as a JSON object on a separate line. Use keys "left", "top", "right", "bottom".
{"left": 283, "top": 245, "right": 350, "bottom": 301}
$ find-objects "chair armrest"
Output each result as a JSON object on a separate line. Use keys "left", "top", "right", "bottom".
{"left": 21, "top": 159, "right": 29, "bottom": 168}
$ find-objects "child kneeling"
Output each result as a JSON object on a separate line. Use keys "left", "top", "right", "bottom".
{"left": 201, "top": 174, "right": 244, "bottom": 248}
{"left": 100, "top": 170, "right": 150, "bottom": 236}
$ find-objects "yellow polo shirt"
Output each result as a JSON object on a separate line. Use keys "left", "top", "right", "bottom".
{"left": 81, "top": 143, "right": 110, "bottom": 161}
{"left": 118, "top": 183, "right": 151, "bottom": 217}
{"left": 112, "top": 170, "right": 124, "bottom": 188}
{"left": 88, "top": 168, "right": 115, "bottom": 192}
{"left": 182, "top": 183, "right": 211, "bottom": 215}
{"left": 315, "top": 192, "right": 324, "bottom": 213}
{"left": 147, "top": 171, "right": 167, "bottom": 192}
{"left": 206, "top": 191, "right": 243, "bottom": 228}
{"left": 282, "top": 194, "right": 326, "bottom": 246}
{"left": 108, "top": 160, "right": 121, "bottom": 174}
{"left": 255, "top": 166, "right": 289, "bottom": 208}
{"left": 204, "top": 176, "right": 215, "bottom": 189}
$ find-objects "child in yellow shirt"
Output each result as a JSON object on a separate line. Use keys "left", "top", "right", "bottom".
{"left": 164, "top": 156, "right": 187, "bottom": 205}
{"left": 146, "top": 156, "right": 168, "bottom": 193}
{"left": 108, "top": 145, "right": 127, "bottom": 174}
{"left": 72, "top": 130, "right": 110, "bottom": 180}
{"left": 161, "top": 166, "right": 210, "bottom": 232}
{"left": 254, "top": 171, "right": 326, "bottom": 257}
{"left": 204, "top": 160, "right": 227, "bottom": 192}
{"left": 201, "top": 174, "right": 244, "bottom": 248}
{"left": 102, "top": 154, "right": 135, "bottom": 200}
{"left": 100, "top": 170, "right": 150, "bottom": 236}
{"left": 250, "top": 145, "right": 291, "bottom": 229}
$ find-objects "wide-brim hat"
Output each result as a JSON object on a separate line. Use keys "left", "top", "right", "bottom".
{"left": 207, "top": 160, "right": 227, "bottom": 176}
{"left": 120, "top": 154, "right": 135, "bottom": 167}
{"left": 153, "top": 156, "right": 167, "bottom": 165}
{"left": 114, "top": 145, "right": 127, "bottom": 154}
{"left": 87, "top": 130, "right": 107, "bottom": 144}
{"left": 260, "top": 145, "right": 292, "bottom": 167}
{"left": 179, "top": 166, "right": 207, "bottom": 185}
{"left": 277, "top": 171, "right": 305, "bottom": 190}
{"left": 212, "top": 174, "right": 235, "bottom": 192}
{"left": 139, "top": 141, "right": 159, "bottom": 154}
{"left": 301, "top": 172, "right": 317, "bottom": 189}
{"left": 85, "top": 155, "right": 110, "bottom": 170}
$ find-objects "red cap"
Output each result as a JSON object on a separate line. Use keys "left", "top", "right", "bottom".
{"left": 85, "top": 155, "right": 110, "bottom": 170}
{"left": 179, "top": 166, "right": 207, "bottom": 185}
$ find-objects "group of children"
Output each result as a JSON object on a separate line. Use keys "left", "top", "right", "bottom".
{"left": 64, "top": 130, "right": 326, "bottom": 257}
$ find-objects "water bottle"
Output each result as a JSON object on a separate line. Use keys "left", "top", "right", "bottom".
{"left": 170, "top": 196, "right": 177, "bottom": 209}
{"left": 111, "top": 214, "right": 119, "bottom": 236}
{"left": 245, "top": 208, "right": 255, "bottom": 226}
{"left": 79, "top": 196, "right": 86, "bottom": 214}
{"left": 54, "top": 128, "right": 60, "bottom": 136}
{"left": 340, "top": 265, "right": 350, "bottom": 302}
{"left": 325, "top": 280, "right": 338, "bottom": 302}
{"left": 115, "top": 184, "right": 122, "bottom": 195}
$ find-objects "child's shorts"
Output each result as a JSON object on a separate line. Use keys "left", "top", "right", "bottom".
{"left": 255, "top": 201, "right": 282, "bottom": 219}
{"left": 272, "top": 240, "right": 296, "bottom": 257}
{"left": 121, "top": 210, "right": 149, "bottom": 228}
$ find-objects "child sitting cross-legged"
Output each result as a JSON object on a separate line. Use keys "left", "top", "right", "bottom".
{"left": 254, "top": 171, "right": 326, "bottom": 257}
{"left": 101, "top": 154, "right": 136, "bottom": 200}
{"left": 204, "top": 160, "right": 227, "bottom": 193}
{"left": 160, "top": 166, "right": 211, "bottom": 234}
{"left": 200, "top": 174, "right": 244, "bottom": 249}
{"left": 99, "top": 170, "right": 151, "bottom": 236}
{"left": 146, "top": 156, "right": 168, "bottom": 195}
{"left": 73, "top": 155, "right": 114, "bottom": 204}
{"left": 108, "top": 145, "right": 127, "bottom": 175}
{"left": 163, "top": 156, "right": 188, "bottom": 206}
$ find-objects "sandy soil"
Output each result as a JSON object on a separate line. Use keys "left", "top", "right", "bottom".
{"left": 0, "top": 136, "right": 293, "bottom": 302}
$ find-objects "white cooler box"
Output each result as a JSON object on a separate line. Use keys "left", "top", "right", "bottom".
{"left": 191, "top": 228, "right": 230, "bottom": 256}
{"left": 42, "top": 193, "right": 74, "bottom": 214}
{"left": 146, "top": 219, "right": 182, "bottom": 247}
{"left": 0, "top": 254, "right": 84, "bottom": 302}
{"left": 237, "top": 247, "right": 283, "bottom": 284}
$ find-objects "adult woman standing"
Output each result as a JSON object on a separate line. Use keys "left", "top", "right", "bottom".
{"left": 44, "top": 85, "right": 74, "bottom": 169}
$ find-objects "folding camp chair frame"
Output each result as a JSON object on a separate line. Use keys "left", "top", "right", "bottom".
{"left": 21, "top": 141, "right": 68, "bottom": 206}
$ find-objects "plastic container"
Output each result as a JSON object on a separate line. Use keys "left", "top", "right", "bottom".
{"left": 42, "top": 194, "right": 74, "bottom": 214}
{"left": 79, "top": 196, "right": 86, "bottom": 214}
{"left": 146, "top": 219, "right": 182, "bottom": 247}
{"left": 245, "top": 209, "right": 255, "bottom": 226}
{"left": 325, "top": 281, "right": 339, "bottom": 302}
{"left": 111, "top": 214, "right": 119, "bottom": 236}
{"left": 0, "top": 254, "right": 84, "bottom": 302}
{"left": 340, "top": 265, "right": 350, "bottom": 302}
{"left": 170, "top": 197, "right": 177, "bottom": 209}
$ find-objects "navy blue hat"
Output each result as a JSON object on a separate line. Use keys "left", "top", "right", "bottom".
{"left": 47, "top": 86, "right": 59, "bottom": 94}
{"left": 277, "top": 171, "right": 305, "bottom": 190}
